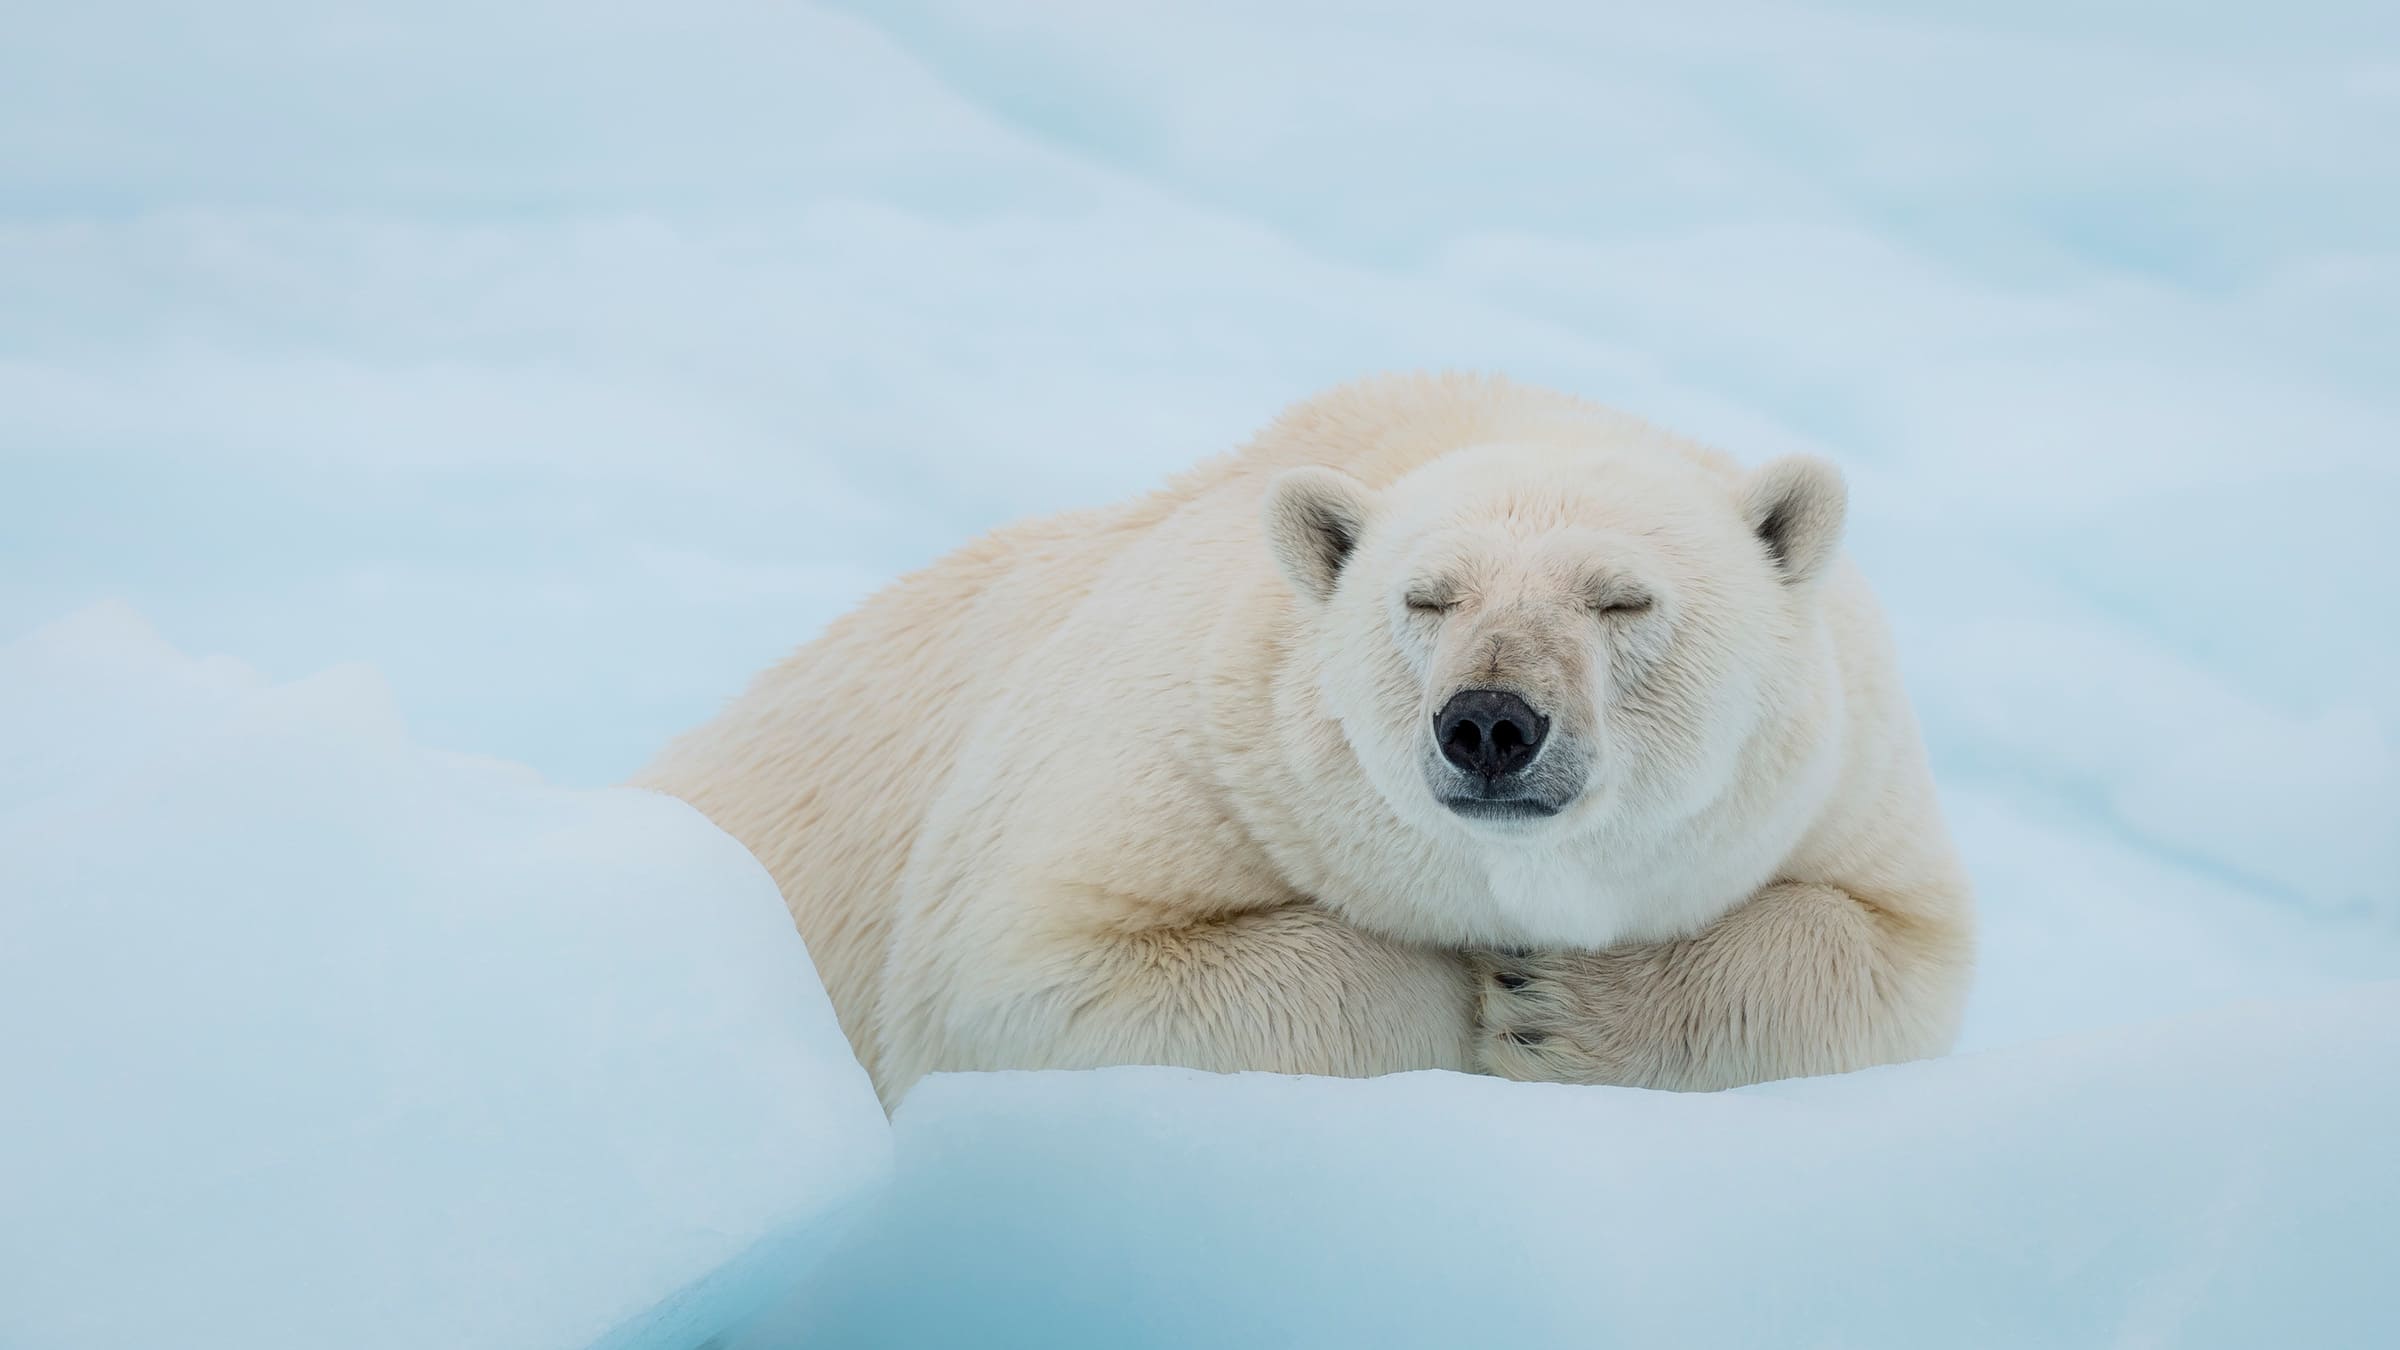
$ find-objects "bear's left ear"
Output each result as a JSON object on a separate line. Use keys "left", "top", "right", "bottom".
{"left": 1265, "top": 466, "right": 1374, "bottom": 603}
{"left": 1740, "top": 455, "right": 1848, "bottom": 586}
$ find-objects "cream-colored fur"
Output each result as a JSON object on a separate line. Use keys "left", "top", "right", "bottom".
{"left": 637, "top": 374, "right": 1974, "bottom": 1105}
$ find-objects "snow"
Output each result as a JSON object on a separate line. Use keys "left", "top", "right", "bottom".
{"left": 787, "top": 984, "right": 2400, "bottom": 1348}
{"left": 3, "top": 1, "right": 2398, "bottom": 1346}
{"left": 0, "top": 606, "right": 889, "bottom": 1350}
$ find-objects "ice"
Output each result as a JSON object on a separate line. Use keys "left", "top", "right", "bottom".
{"left": 0, "top": 607, "right": 889, "bottom": 1350}
{"left": 787, "top": 984, "right": 2400, "bottom": 1349}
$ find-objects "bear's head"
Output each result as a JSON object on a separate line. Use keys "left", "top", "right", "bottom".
{"left": 1265, "top": 436, "right": 1848, "bottom": 934}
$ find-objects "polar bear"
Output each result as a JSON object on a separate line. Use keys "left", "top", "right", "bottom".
{"left": 638, "top": 374, "right": 1973, "bottom": 1105}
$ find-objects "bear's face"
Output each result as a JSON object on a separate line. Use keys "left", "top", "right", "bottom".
{"left": 1267, "top": 441, "right": 1846, "bottom": 882}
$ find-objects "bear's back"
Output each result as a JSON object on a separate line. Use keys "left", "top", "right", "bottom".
{"left": 1222, "top": 372, "right": 1732, "bottom": 491}
{"left": 635, "top": 493, "right": 1180, "bottom": 1077}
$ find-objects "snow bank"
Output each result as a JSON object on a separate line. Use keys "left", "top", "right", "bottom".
{"left": 786, "top": 985, "right": 2400, "bottom": 1349}
{"left": 0, "top": 605, "right": 888, "bottom": 1350}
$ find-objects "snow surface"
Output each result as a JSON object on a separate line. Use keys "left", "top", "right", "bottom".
{"left": 790, "top": 985, "right": 2400, "bottom": 1348}
{"left": 0, "top": 606, "right": 889, "bottom": 1350}
{"left": 3, "top": 2, "right": 2399, "bottom": 1347}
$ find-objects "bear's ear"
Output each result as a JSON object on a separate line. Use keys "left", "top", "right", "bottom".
{"left": 1265, "top": 466, "right": 1374, "bottom": 603}
{"left": 1741, "top": 455, "right": 1848, "bottom": 586}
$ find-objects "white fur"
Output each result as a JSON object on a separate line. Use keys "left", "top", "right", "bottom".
{"left": 637, "top": 374, "right": 1974, "bottom": 1105}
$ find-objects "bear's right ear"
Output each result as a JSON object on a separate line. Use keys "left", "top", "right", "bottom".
{"left": 1265, "top": 466, "right": 1374, "bottom": 604}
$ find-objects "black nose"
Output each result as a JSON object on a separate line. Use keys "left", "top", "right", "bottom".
{"left": 1435, "top": 689, "right": 1549, "bottom": 782}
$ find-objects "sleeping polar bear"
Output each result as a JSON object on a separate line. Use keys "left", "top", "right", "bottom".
{"left": 640, "top": 374, "right": 1974, "bottom": 1105}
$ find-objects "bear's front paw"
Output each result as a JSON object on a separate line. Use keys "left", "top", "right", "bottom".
{"left": 1469, "top": 948, "right": 1635, "bottom": 1085}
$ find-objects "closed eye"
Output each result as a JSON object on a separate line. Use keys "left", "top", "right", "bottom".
{"left": 1405, "top": 594, "right": 1454, "bottom": 615}
{"left": 1591, "top": 596, "right": 1653, "bottom": 618}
